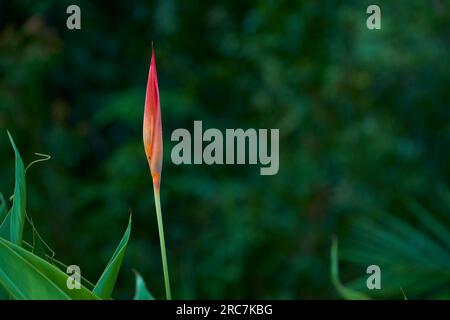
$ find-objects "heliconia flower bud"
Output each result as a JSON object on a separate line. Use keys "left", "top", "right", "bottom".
{"left": 143, "top": 48, "right": 163, "bottom": 191}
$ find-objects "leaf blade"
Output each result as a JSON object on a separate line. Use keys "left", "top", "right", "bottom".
{"left": 0, "top": 132, "right": 27, "bottom": 246}
{"left": 0, "top": 238, "right": 99, "bottom": 300}
{"left": 133, "top": 271, "right": 154, "bottom": 300}
{"left": 330, "top": 237, "right": 370, "bottom": 300}
{"left": 93, "top": 215, "right": 132, "bottom": 299}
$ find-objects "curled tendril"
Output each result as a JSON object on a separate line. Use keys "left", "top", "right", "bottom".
{"left": 25, "top": 153, "right": 51, "bottom": 172}
{"left": 9, "top": 153, "right": 52, "bottom": 202}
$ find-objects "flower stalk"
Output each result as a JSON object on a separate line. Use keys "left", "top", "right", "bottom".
{"left": 143, "top": 46, "right": 171, "bottom": 300}
{"left": 153, "top": 188, "right": 171, "bottom": 300}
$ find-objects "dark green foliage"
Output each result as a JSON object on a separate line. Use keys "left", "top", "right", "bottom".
{"left": 0, "top": 133, "right": 139, "bottom": 299}
{"left": 0, "top": 0, "right": 449, "bottom": 298}
{"left": 338, "top": 199, "right": 450, "bottom": 299}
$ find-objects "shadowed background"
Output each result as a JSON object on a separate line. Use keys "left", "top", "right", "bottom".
{"left": 0, "top": 0, "right": 449, "bottom": 299}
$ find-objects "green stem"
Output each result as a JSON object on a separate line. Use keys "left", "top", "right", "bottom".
{"left": 153, "top": 189, "right": 172, "bottom": 300}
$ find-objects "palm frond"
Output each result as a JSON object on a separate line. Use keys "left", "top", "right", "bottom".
{"left": 336, "top": 200, "right": 450, "bottom": 299}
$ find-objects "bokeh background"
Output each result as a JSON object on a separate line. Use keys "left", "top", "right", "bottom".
{"left": 1, "top": 0, "right": 449, "bottom": 299}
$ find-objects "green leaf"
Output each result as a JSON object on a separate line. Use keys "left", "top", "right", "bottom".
{"left": 406, "top": 199, "right": 450, "bottom": 250}
{"left": 93, "top": 215, "right": 132, "bottom": 299}
{"left": 0, "top": 132, "right": 27, "bottom": 246}
{"left": 339, "top": 208, "right": 450, "bottom": 298}
{"left": 330, "top": 237, "right": 370, "bottom": 300}
{"left": 0, "top": 193, "right": 7, "bottom": 221}
{"left": 0, "top": 193, "right": 8, "bottom": 223}
{"left": 0, "top": 237, "right": 99, "bottom": 300}
{"left": 0, "top": 288, "right": 8, "bottom": 300}
{"left": 133, "top": 271, "right": 154, "bottom": 300}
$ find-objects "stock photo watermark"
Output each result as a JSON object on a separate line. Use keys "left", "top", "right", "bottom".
{"left": 66, "top": 265, "right": 81, "bottom": 290}
{"left": 66, "top": 4, "right": 382, "bottom": 32}
{"left": 171, "top": 121, "right": 279, "bottom": 175}
{"left": 66, "top": 5, "right": 81, "bottom": 30}
{"left": 366, "top": 265, "right": 381, "bottom": 290}
{"left": 366, "top": 5, "right": 381, "bottom": 30}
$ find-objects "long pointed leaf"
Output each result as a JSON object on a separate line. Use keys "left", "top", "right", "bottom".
{"left": 133, "top": 271, "right": 154, "bottom": 300}
{"left": 93, "top": 215, "right": 132, "bottom": 299}
{"left": 0, "top": 193, "right": 7, "bottom": 223}
{"left": 331, "top": 237, "right": 370, "bottom": 300}
{"left": 0, "top": 132, "right": 26, "bottom": 245}
{"left": 0, "top": 238, "right": 99, "bottom": 300}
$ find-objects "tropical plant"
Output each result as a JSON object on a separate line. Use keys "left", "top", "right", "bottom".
{"left": 0, "top": 131, "right": 154, "bottom": 300}
{"left": 331, "top": 199, "right": 450, "bottom": 299}
{"left": 142, "top": 47, "right": 171, "bottom": 300}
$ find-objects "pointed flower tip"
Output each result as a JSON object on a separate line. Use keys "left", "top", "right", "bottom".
{"left": 143, "top": 47, "right": 163, "bottom": 191}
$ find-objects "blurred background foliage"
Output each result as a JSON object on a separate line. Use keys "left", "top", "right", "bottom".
{"left": 0, "top": 0, "right": 449, "bottom": 299}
